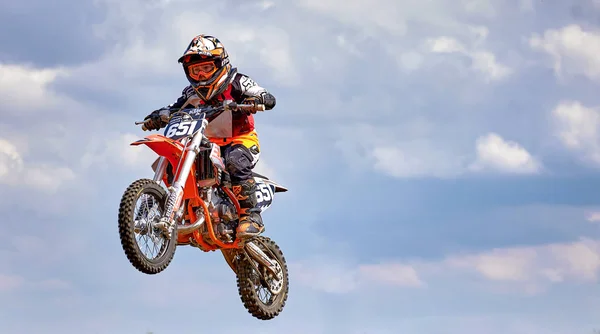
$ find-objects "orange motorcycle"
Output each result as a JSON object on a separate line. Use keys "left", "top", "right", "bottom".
{"left": 117, "top": 101, "right": 289, "bottom": 320}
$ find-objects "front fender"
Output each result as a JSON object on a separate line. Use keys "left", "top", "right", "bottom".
{"left": 131, "top": 134, "right": 199, "bottom": 200}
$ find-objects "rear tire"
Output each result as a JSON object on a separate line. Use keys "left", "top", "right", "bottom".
{"left": 118, "top": 178, "right": 177, "bottom": 274}
{"left": 236, "top": 236, "right": 289, "bottom": 320}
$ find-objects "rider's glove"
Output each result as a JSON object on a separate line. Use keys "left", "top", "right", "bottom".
{"left": 241, "top": 97, "right": 260, "bottom": 115}
{"left": 142, "top": 108, "right": 170, "bottom": 131}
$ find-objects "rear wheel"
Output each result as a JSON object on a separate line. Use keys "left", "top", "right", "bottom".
{"left": 118, "top": 178, "right": 177, "bottom": 274}
{"left": 236, "top": 236, "right": 289, "bottom": 320}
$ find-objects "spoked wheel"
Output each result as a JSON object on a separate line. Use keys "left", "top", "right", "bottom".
{"left": 236, "top": 236, "right": 289, "bottom": 320}
{"left": 118, "top": 178, "right": 177, "bottom": 274}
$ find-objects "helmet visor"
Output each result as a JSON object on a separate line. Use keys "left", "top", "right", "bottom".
{"left": 186, "top": 61, "right": 217, "bottom": 82}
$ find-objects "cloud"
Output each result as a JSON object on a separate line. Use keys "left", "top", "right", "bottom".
{"left": 296, "top": 0, "right": 514, "bottom": 83}
{"left": 337, "top": 124, "right": 540, "bottom": 178}
{"left": 0, "top": 137, "right": 75, "bottom": 193}
{"left": 586, "top": 211, "right": 600, "bottom": 223}
{"left": 469, "top": 132, "right": 541, "bottom": 174}
{"left": 358, "top": 263, "right": 425, "bottom": 287}
{"left": 426, "top": 35, "right": 512, "bottom": 81}
{"left": 2, "top": 0, "right": 600, "bottom": 332}
{"left": 295, "top": 0, "right": 409, "bottom": 35}
{"left": 86, "top": 0, "right": 299, "bottom": 88}
{"left": 0, "top": 138, "right": 23, "bottom": 179}
{"left": 295, "top": 235, "right": 600, "bottom": 297}
{"left": 369, "top": 144, "right": 467, "bottom": 178}
{"left": 551, "top": 100, "right": 600, "bottom": 166}
{"left": 291, "top": 257, "right": 424, "bottom": 294}
{"left": 80, "top": 133, "right": 157, "bottom": 171}
{"left": 444, "top": 237, "right": 600, "bottom": 292}
{"left": 0, "top": 62, "right": 68, "bottom": 109}
{"left": 295, "top": 0, "right": 502, "bottom": 36}
{"left": 530, "top": 24, "right": 600, "bottom": 82}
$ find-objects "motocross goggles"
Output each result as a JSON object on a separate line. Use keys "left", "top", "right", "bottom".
{"left": 182, "top": 55, "right": 218, "bottom": 82}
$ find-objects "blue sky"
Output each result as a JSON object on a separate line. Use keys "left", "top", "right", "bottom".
{"left": 2, "top": 0, "right": 600, "bottom": 333}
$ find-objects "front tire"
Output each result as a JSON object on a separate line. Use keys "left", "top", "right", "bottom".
{"left": 118, "top": 178, "right": 177, "bottom": 274}
{"left": 236, "top": 236, "right": 289, "bottom": 320}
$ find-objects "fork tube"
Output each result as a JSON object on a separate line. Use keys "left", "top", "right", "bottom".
{"left": 163, "top": 119, "right": 208, "bottom": 222}
{"left": 153, "top": 157, "right": 168, "bottom": 183}
{"left": 172, "top": 121, "right": 207, "bottom": 188}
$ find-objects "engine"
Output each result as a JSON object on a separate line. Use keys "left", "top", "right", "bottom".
{"left": 207, "top": 189, "right": 238, "bottom": 242}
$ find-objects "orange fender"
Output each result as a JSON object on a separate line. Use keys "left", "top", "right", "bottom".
{"left": 130, "top": 134, "right": 199, "bottom": 201}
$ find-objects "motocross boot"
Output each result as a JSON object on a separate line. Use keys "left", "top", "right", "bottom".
{"left": 232, "top": 178, "right": 264, "bottom": 239}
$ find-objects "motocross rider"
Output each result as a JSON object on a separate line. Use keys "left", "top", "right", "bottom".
{"left": 142, "top": 34, "right": 276, "bottom": 239}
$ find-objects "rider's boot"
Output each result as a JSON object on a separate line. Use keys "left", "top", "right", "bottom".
{"left": 232, "top": 178, "right": 264, "bottom": 239}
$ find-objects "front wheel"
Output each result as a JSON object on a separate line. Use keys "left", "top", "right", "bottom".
{"left": 236, "top": 236, "right": 289, "bottom": 320}
{"left": 117, "top": 178, "right": 177, "bottom": 274}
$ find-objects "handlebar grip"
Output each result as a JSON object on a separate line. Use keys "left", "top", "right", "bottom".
{"left": 230, "top": 102, "right": 266, "bottom": 113}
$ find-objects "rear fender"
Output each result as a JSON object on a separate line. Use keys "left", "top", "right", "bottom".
{"left": 131, "top": 134, "right": 199, "bottom": 200}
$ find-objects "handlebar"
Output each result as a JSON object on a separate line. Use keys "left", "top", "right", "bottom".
{"left": 135, "top": 101, "right": 265, "bottom": 126}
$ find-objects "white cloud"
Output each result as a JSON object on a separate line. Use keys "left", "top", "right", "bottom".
{"left": 337, "top": 124, "right": 541, "bottom": 178}
{"left": 334, "top": 122, "right": 468, "bottom": 178}
{"left": 551, "top": 100, "right": 600, "bottom": 166}
{"left": 177, "top": 15, "right": 299, "bottom": 84}
{"left": 260, "top": 0, "right": 275, "bottom": 10}
{"left": 295, "top": 0, "right": 502, "bottom": 36}
{"left": 446, "top": 247, "right": 538, "bottom": 282}
{"left": 90, "top": 1, "right": 299, "bottom": 86}
{"left": 586, "top": 211, "right": 600, "bottom": 223}
{"left": 445, "top": 238, "right": 600, "bottom": 289}
{"left": 22, "top": 165, "right": 76, "bottom": 193}
{"left": 293, "top": 236, "right": 600, "bottom": 296}
{"left": 291, "top": 260, "right": 360, "bottom": 294}
{"left": 433, "top": 237, "right": 600, "bottom": 296}
{"left": 295, "top": 0, "right": 409, "bottom": 35}
{"left": 0, "top": 137, "right": 75, "bottom": 192}
{"left": 429, "top": 36, "right": 468, "bottom": 53}
{"left": 530, "top": 24, "right": 600, "bottom": 82}
{"left": 426, "top": 36, "right": 512, "bottom": 81}
{"left": 336, "top": 35, "right": 363, "bottom": 57}
{"left": 358, "top": 263, "right": 425, "bottom": 287}
{"left": 2, "top": 0, "right": 600, "bottom": 332}
{"left": 80, "top": 132, "right": 156, "bottom": 171}
{"left": 469, "top": 133, "right": 541, "bottom": 174}
{"left": 296, "top": 0, "right": 513, "bottom": 81}
{"left": 291, "top": 257, "right": 424, "bottom": 294}
{"left": 0, "top": 138, "right": 24, "bottom": 179}
{"left": 470, "top": 51, "right": 512, "bottom": 81}
{"left": 0, "top": 63, "right": 68, "bottom": 109}
{"left": 370, "top": 144, "right": 466, "bottom": 178}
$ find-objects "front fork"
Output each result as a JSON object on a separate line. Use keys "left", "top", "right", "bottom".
{"left": 152, "top": 156, "right": 168, "bottom": 183}
{"left": 154, "top": 119, "right": 208, "bottom": 239}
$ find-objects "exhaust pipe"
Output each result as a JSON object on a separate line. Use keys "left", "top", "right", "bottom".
{"left": 177, "top": 215, "right": 205, "bottom": 234}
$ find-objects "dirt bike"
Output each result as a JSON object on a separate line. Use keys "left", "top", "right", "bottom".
{"left": 117, "top": 101, "right": 289, "bottom": 320}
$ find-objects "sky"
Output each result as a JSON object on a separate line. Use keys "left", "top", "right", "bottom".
{"left": 1, "top": 0, "right": 600, "bottom": 333}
